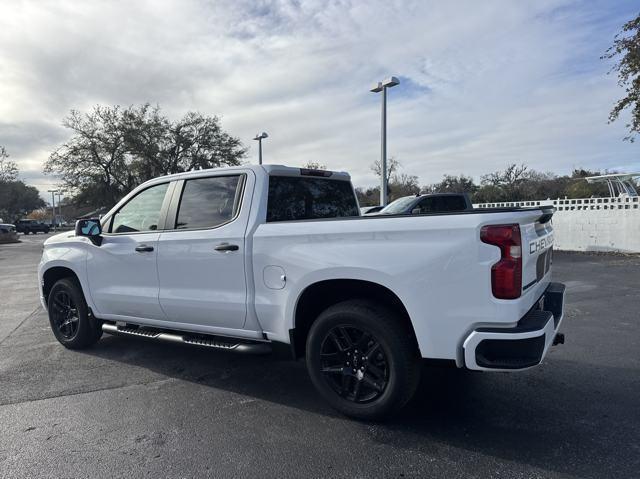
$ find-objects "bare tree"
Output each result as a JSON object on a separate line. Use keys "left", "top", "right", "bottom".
{"left": 370, "top": 156, "right": 401, "bottom": 180}
{"left": 0, "top": 146, "right": 19, "bottom": 182}
{"left": 45, "top": 106, "right": 131, "bottom": 206}
{"left": 302, "top": 161, "right": 327, "bottom": 170}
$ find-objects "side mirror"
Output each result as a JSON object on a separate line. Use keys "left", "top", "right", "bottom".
{"left": 411, "top": 208, "right": 421, "bottom": 215}
{"left": 75, "top": 219, "right": 102, "bottom": 245}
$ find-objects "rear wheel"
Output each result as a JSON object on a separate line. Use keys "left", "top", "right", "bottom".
{"left": 47, "top": 278, "right": 102, "bottom": 349}
{"left": 306, "top": 300, "right": 420, "bottom": 420}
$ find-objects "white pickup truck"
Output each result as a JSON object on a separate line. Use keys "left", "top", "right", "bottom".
{"left": 39, "top": 165, "right": 565, "bottom": 419}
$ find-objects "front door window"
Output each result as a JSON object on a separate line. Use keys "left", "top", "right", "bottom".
{"left": 110, "top": 183, "right": 169, "bottom": 233}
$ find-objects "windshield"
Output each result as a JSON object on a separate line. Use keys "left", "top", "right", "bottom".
{"left": 379, "top": 196, "right": 417, "bottom": 214}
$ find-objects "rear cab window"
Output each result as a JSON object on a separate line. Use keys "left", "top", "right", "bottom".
{"left": 267, "top": 176, "right": 360, "bottom": 222}
{"left": 175, "top": 175, "right": 244, "bottom": 230}
{"left": 419, "top": 195, "right": 468, "bottom": 213}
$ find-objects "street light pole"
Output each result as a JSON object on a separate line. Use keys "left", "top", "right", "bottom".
{"left": 381, "top": 86, "right": 387, "bottom": 206}
{"left": 370, "top": 76, "right": 400, "bottom": 207}
{"left": 253, "top": 132, "right": 269, "bottom": 165}
{"left": 47, "top": 190, "right": 57, "bottom": 231}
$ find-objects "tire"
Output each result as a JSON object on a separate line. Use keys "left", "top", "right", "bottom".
{"left": 47, "top": 278, "right": 102, "bottom": 349}
{"left": 24, "top": 229, "right": 30, "bottom": 235}
{"left": 306, "top": 299, "right": 421, "bottom": 420}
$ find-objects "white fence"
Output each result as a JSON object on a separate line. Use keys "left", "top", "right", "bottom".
{"left": 475, "top": 196, "right": 640, "bottom": 253}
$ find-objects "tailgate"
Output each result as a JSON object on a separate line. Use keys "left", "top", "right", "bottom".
{"left": 519, "top": 209, "right": 554, "bottom": 293}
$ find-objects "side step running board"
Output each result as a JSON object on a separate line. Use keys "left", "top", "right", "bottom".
{"left": 102, "top": 323, "right": 271, "bottom": 355}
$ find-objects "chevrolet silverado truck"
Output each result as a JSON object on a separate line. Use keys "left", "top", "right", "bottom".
{"left": 38, "top": 165, "right": 565, "bottom": 419}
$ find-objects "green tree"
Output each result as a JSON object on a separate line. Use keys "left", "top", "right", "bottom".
{"left": 355, "top": 186, "right": 380, "bottom": 206}
{"left": 564, "top": 169, "right": 613, "bottom": 198}
{"left": 517, "top": 171, "right": 568, "bottom": 200}
{"left": 388, "top": 173, "right": 420, "bottom": 200}
{"left": 45, "top": 104, "right": 247, "bottom": 208}
{"left": 478, "top": 164, "right": 529, "bottom": 201}
{"left": 45, "top": 106, "right": 131, "bottom": 207}
{"left": 0, "top": 146, "right": 45, "bottom": 221}
{"left": 0, "top": 180, "right": 45, "bottom": 222}
{"left": 123, "top": 105, "right": 246, "bottom": 177}
{"left": 424, "top": 174, "right": 478, "bottom": 195}
{"left": 603, "top": 13, "right": 640, "bottom": 140}
{"left": 472, "top": 184, "right": 505, "bottom": 204}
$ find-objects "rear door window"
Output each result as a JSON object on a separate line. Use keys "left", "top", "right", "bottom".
{"left": 267, "top": 176, "right": 359, "bottom": 222}
{"left": 175, "top": 175, "right": 243, "bottom": 229}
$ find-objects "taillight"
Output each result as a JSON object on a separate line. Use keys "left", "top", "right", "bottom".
{"left": 480, "top": 224, "right": 522, "bottom": 299}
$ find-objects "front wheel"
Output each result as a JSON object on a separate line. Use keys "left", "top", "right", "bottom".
{"left": 47, "top": 278, "right": 102, "bottom": 349}
{"left": 306, "top": 300, "right": 420, "bottom": 420}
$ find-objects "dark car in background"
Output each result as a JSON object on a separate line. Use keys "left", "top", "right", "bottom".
{"left": 15, "top": 219, "right": 50, "bottom": 234}
{"left": 376, "top": 193, "right": 473, "bottom": 215}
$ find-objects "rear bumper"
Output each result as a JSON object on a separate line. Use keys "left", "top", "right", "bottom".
{"left": 463, "top": 282, "right": 565, "bottom": 371}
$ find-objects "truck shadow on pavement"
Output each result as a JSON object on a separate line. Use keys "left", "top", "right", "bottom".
{"left": 77, "top": 333, "right": 638, "bottom": 479}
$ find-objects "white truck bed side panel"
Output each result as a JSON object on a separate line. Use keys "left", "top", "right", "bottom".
{"left": 252, "top": 210, "right": 550, "bottom": 360}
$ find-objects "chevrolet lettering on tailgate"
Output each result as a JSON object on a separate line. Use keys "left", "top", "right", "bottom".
{"left": 530, "top": 233, "right": 554, "bottom": 254}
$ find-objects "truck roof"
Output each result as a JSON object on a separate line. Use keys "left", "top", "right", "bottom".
{"left": 139, "top": 164, "right": 351, "bottom": 186}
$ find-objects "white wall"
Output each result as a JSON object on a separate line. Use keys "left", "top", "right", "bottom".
{"left": 475, "top": 196, "right": 640, "bottom": 253}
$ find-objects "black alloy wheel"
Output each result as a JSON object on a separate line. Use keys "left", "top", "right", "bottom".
{"left": 306, "top": 299, "right": 420, "bottom": 420}
{"left": 319, "top": 325, "right": 389, "bottom": 403}
{"left": 50, "top": 289, "right": 80, "bottom": 340}
{"left": 47, "top": 278, "right": 102, "bottom": 349}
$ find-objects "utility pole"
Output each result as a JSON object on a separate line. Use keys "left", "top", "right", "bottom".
{"left": 47, "top": 190, "right": 57, "bottom": 231}
{"left": 370, "top": 77, "right": 400, "bottom": 206}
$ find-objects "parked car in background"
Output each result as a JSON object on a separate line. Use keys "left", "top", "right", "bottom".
{"left": 0, "top": 223, "right": 19, "bottom": 243}
{"left": 360, "top": 205, "right": 384, "bottom": 215}
{"left": 49, "top": 216, "right": 69, "bottom": 228}
{"left": 15, "top": 219, "right": 50, "bottom": 234}
{"left": 48, "top": 220, "right": 69, "bottom": 228}
{"left": 376, "top": 193, "right": 473, "bottom": 215}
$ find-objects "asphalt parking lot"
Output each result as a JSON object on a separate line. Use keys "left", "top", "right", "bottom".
{"left": 0, "top": 233, "right": 639, "bottom": 478}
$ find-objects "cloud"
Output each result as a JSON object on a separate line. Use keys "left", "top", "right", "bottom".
{"left": 0, "top": 0, "right": 638, "bottom": 200}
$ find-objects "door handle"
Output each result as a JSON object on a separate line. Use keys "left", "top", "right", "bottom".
{"left": 214, "top": 242, "right": 239, "bottom": 252}
{"left": 135, "top": 245, "right": 154, "bottom": 252}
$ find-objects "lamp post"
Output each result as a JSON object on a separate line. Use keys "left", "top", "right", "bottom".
{"left": 370, "top": 76, "right": 400, "bottom": 206}
{"left": 47, "top": 189, "right": 57, "bottom": 231}
{"left": 253, "top": 132, "right": 269, "bottom": 165}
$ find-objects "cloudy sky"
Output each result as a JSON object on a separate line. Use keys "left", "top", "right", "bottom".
{"left": 0, "top": 0, "right": 638, "bottom": 199}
